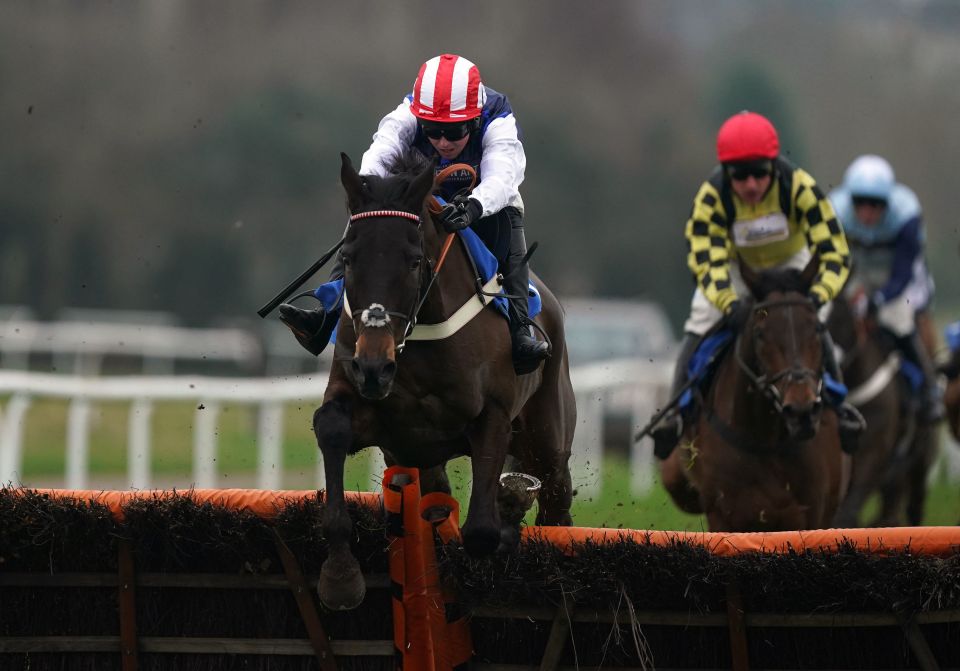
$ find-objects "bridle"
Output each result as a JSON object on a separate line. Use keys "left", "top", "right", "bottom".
{"left": 343, "top": 163, "right": 476, "bottom": 354}
{"left": 344, "top": 208, "right": 428, "bottom": 353}
{"left": 733, "top": 297, "right": 824, "bottom": 413}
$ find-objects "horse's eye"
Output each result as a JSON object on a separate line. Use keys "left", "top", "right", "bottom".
{"left": 411, "top": 257, "right": 422, "bottom": 271}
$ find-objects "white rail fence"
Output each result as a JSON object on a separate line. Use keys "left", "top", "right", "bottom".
{"left": 0, "top": 359, "right": 674, "bottom": 495}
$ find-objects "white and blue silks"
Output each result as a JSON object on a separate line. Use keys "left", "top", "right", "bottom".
{"left": 312, "top": 226, "right": 541, "bottom": 345}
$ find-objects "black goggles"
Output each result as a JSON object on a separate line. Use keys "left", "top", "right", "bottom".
{"left": 420, "top": 120, "right": 473, "bottom": 141}
{"left": 852, "top": 195, "right": 887, "bottom": 209}
{"left": 726, "top": 160, "right": 773, "bottom": 181}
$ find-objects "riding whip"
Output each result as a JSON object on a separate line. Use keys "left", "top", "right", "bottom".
{"left": 256, "top": 236, "right": 345, "bottom": 318}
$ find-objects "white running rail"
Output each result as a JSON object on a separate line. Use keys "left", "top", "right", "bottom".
{"left": 0, "top": 360, "right": 674, "bottom": 494}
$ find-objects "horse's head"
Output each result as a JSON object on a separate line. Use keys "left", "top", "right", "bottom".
{"left": 338, "top": 152, "right": 436, "bottom": 399}
{"left": 738, "top": 256, "right": 824, "bottom": 441}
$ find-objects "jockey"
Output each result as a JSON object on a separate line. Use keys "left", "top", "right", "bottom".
{"left": 829, "top": 154, "right": 943, "bottom": 423}
{"left": 652, "top": 110, "right": 864, "bottom": 458}
{"left": 278, "top": 53, "right": 549, "bottom": 375}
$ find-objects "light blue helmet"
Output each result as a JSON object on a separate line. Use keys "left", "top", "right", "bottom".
{"left": 843, "top": 154, "right": 895, "bottom": 201}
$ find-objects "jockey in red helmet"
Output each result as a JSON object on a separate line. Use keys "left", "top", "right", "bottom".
{"left": 651, "top": 111, "right": 863, "bottom": 458}
{"left": 279, "top": 54, "right": 549, "bottom": 374}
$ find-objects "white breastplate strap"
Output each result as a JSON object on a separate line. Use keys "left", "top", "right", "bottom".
{"left": 846, "top": 352, "right": 901, "bottom": 407}
{"left": 343, "top": 275, "right": 503, "bottom": 341}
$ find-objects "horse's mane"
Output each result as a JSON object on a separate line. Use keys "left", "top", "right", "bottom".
{"left": 358, "top": 151, "right": 431, "bottom": 207}
{"left": 748, "top": 267, "right": 812, "bottom": 302}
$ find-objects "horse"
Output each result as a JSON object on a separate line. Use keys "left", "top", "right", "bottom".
{"left": 313, "top": 153, "right": 576, "bottom": 610}
{"left": 660, "top": 258, "right": 848, "bottom": 531}
{"left": 827, "top": 286, "right": 937, "bottom": 527}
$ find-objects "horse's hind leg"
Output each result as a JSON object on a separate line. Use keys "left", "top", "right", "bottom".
{"left": 313, "top": 395, "right": 365, "bottom": 611}
{"left": 512, "top": 388, "right": 575, "bottom": 528}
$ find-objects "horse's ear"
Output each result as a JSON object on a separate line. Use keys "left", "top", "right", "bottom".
{"left": 739, "top": 255, "right": 761, "bottom": 297}
{"left": 340, "top": 152, "right": 364, "bottom": 212}
{"left": 404, "top": 157, "right": 437, "bottom": 213}
{"left": 799, "top": 252, "right": 819, "bottom": 290}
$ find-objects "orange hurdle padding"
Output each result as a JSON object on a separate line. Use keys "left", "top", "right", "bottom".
{"left": 22, "top": 488, "right": 382, "bottom": 520}
{"left": 419, "top": 492, "right": 472, "bottom": 670}
{"left": 522, "top": 525, "right": 960, "bottom": 557}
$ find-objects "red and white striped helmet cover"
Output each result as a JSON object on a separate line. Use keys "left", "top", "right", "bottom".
{"left": 411, "top": 54, "right": 486, "bottom": 122}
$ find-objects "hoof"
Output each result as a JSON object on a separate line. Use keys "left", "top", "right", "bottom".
{"left": 318, "top": 556, "right": 366, "bottom": 611}
{"left": 462, "top": 524, "right": 501, "bottom": 558}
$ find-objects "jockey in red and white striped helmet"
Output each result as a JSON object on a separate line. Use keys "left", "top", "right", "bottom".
{"left": 279, "top": 54, "right": 550, "bottom": 374}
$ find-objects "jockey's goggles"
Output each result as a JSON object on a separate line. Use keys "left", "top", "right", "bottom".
{"left": 725, "top": 160, "right": 773, "bottom": 181}
{"left": 852, "top": 195, "right": 887, "bottom": 209}
{"left": 420, "top": 120, "right": 474, "bottom": 141}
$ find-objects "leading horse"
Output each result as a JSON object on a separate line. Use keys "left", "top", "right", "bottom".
{"left": 660, "top": 258, "right": 848, "bottom": 531}
{"left": 314, "top": 153, "right": 576, "bottom": 609}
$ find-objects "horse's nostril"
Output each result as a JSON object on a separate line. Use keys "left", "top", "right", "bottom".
{"left": 381, "top": 361, "right": 397, "bottom": 380}
{"left": 350, "top": 359, "right": 363, "bottom": 380}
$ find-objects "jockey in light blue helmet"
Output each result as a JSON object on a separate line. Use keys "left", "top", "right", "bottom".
{"left": 829, "top": 154, "right": 942, "bottom": 423}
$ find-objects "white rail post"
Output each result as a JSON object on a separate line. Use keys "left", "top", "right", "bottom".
{"left": 192, "top": 401, "right": 220, "bottom": 488}
{"left": 65, "top": 398, "right": 92, "bottom": 489}
{"left": 257, "top": 401, "right": 284, "bottom": 490}
{"left": 127, "top": 398, "right": 153, "bottom": 489}
{"left": 571, "top": 390, "right": 604, "bottom": 498}
{"left": 0, "top": 394, "right": 33, "bottom": 484}
{"left": 315, "top": 449, "right": 326, "bottom": 491}
{"left": 630, "top": 385, "right": 656, "bottom": 496}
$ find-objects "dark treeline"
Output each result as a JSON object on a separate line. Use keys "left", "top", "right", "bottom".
{"left": 2, "top": 1, "right": 960, "bottom": 332}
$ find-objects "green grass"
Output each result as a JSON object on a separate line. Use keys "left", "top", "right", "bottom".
{"left": 9, "top": 398, "right": 960, "bottom": 530}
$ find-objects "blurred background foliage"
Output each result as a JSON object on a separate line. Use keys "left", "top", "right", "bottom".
{"left": 2, "top": 0, "right": 960, "bottom": 334}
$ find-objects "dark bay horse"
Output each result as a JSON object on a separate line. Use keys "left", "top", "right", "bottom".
{"left": 661, "top": 258, "right": 848, "bottom": 531}
{"left": 827, "top": 287, "right": 937, "bottom": 527}
{"left": 314, "top": 153, "right": 575, "bottom": 609}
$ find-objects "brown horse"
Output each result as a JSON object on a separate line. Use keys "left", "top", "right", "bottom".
{"left": 313, "top": 153, "right": 575, "bottom": 610}
{"left": 827, "top": 287, "right": 937, "bottom": 527}
{"left": 661, "top": 258, "right": 848, "bottom": 531}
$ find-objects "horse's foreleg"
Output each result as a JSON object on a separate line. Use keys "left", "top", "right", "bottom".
{"left": 314, "top": 396, "right": 365, "bottom": 611}
{"left": 462, "top": 407, "right": 512, "bottom": 557}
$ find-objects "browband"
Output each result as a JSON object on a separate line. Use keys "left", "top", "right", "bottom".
{"left": 349, "top": 209, "right": 420, "bottom": 223}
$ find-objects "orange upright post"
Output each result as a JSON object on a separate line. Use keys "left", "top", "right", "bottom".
{"left": 384, "top": 466, "right": 436, "bottom": 670}
{"left": 419, "top": 492, "right": 473, "bottom": 670}
{"left": 383, "top": 469, "right": 473, "bottom": 670}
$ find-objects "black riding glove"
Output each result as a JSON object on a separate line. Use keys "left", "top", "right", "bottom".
{"left": 808, "top": 291, "right": 825, "bottom": 310}
{"left": 438, "top": 196, "right": 483, "bottom": 233}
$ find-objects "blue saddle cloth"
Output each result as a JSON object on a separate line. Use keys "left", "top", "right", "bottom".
{"left": 312, "top": 227, "right": 541, "bottom": 344}
{"left": 945, "top": 320, "right": 960, "bottom": 353}
{"left": 678, "top": 327, "right": 848, "bottom": 412}
{"left": 898, "top": 359, "right": 923, "bottom": 392}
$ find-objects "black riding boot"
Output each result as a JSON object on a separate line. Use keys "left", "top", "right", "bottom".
{"left": 821, "top": 329, "right": 866, "bottom": 453}
{"left": 278, "top": 257, "right": 344, "bottom": 357}
{"left": 896, "top": 331, "right": 944, "bottom": 423}
{"left": 502, "top": 221, "right": 550, "bottom": 375}
{"left": 651, "top": 333, "right": 699, "bottom": 460}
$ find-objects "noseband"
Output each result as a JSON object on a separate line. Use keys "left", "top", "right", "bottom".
{"left": 734, "top": 297, "right": 823, "bottom": 413}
